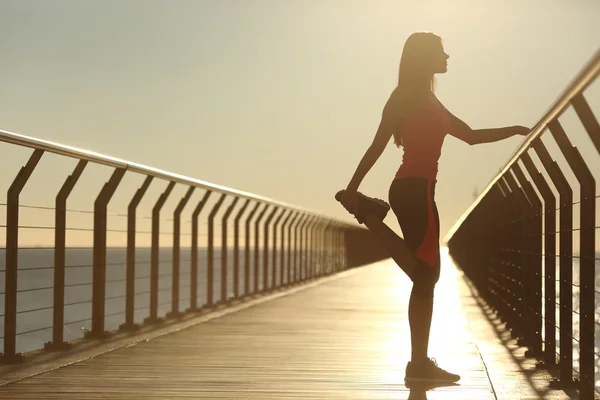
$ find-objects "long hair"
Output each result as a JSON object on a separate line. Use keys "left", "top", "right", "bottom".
{"left": 392, "top": 32, "right": 442, "bottom": 147}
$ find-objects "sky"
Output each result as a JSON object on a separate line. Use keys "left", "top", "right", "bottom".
{"left": 0, "top": 0, "right": 599, "bottom": 247}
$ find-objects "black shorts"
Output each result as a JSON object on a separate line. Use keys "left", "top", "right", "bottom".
{"left": 388, "top": 177, "right": 441, "bottom": 294}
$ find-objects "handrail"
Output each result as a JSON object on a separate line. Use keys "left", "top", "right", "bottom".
{"left": 0, "top": 126, "right": 389, "bottom": 363}
{"left": 444, "top": 48, "right": 600, "bottom": 243}
{"left": 445, "top": 47, "right": 600, "bottom": 398}
{"left": 0, "top": 128, "right": 353, "bottom": 226}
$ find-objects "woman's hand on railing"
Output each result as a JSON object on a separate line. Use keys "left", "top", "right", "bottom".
{"left": 513, "top": 126, "right": 531, "bottom": 136}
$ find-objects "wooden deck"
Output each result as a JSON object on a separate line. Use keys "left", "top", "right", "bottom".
{"left": 0, "top": 250, "right": 580, "bottom": 399}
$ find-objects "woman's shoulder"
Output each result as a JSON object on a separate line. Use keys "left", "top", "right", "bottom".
{"left": 382, "top": 87, "right": 427, "bottom": 117}
{"left": 387, "top": 86, "right": 402, "bottom": 104}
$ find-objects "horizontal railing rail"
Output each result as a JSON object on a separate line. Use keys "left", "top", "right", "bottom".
{"left": 446, "top": 49, "right": 600, "bottom": 399}
{"left": 0, "top": 129, "right": 341, "bottom": 219}
{"left": 0, "top": 130, "right": 387, "bottom": 363}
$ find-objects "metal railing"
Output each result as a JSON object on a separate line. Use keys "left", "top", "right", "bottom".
{"left": 0, "top": 129, "right": 387, "bottom": 363}
{"left": 446, "top": 49, "right": 600, "bottom": 399}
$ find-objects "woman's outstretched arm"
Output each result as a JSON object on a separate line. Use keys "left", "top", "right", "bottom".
{"left": 446, "top": 109, "right": 529, "bottom": 145}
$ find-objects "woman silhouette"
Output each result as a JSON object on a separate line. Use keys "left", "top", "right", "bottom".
{"left": 337, "top": 31, "right": 529, "bottom": 382}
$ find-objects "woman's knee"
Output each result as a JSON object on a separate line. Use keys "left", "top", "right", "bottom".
{"left": 411, "top": 268, "right": 439, "bottom": 298}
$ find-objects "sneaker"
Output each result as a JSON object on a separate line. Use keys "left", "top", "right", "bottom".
{"left": 404, "top": 358, "right": 460, "bottom": 383}
{"left": 335, "top": 190, "right": 390, "bottom": 224}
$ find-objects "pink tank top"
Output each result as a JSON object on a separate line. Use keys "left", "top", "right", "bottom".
{"left": 394, "top": 96, "right": 454, "bottom": 181}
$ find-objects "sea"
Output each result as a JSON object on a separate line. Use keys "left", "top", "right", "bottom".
{"left": 0, "top": 247, "right": 323, "bottom": 354}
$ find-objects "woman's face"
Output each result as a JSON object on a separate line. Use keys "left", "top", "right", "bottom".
{"left": 430, "top": 41, "right": 449, "bottom": 74}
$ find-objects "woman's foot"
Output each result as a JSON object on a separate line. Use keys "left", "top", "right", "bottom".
{"left": 404, "top": 358, "right": 460, "bottom": 383}
{"left": 335, "top": 189, "right": 390, "bottom": 223}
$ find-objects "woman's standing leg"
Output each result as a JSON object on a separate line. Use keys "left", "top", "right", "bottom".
{"left": 389, "top": 178, "right": 457, "bottom": 381}
{"left": 388, "top": 178, "right": 439, "bottom": 362}
{"left": 341, "top": 178, "right": 458, "bottom": 381}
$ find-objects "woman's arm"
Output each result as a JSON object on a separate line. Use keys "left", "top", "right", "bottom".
{"left": 345, "top": 117, "right": 394, "bottom": 193}
{"left": 339, "top": 88, "right": 402, "bottom": 214}
{"left": 339, "top": 111, "right": 395, "bottom": 213}
{"left": 446, "top": 109, "right": 529, "bottom": 145}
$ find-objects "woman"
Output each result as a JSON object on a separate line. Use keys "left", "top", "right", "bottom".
{"left": 337, "top": 32, "right": 529, "bottom": 383}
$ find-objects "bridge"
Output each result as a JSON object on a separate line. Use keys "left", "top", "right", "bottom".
{"left": 0, "top": 50, "right": 598, "bottom": 399}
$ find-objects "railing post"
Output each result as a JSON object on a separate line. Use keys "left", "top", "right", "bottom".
{"left": 89, "top": 167, "right": 126, "bottom": 338}
{"left": 295, "top": 214, "right": 309, "bottom": 283}
{"left": 308, "top": 218, "right": 318, "bottom": 279}
{"left": 493, "top": 183, "right": 516, "bottom": 326}
{"left": 533, "top": 138, "right": 574, "bottom": 387}
{"left": 299, "top": 215, "right": 308, "bottom": 280}
{"left": 335, "top": 223, "right": 344, "bottom": 271}
{"left": 318, "top": 219, "right": 327, "bottom": 276}
{"left": 272, "top": 209, "right": 286, "bottom": 290}
{"left": 344, "top": 224, "right": 357, "bottom": 267}
{"left": 343, "top": 225, "right": 351, "bottom": 268}
{"left": 221, "top": 197, "right": 239, "bottom": 304}
{"left": 187, "top": 190, "right": 212, "bottom": 312}
{"left": 496, "top": 178, "right": 525, "bottom": 339}
{"left": 329, "top": 223, "right": 338, "bottom": 272}
{"left": 278, "top": 210, "right": 292, "bottom": 287}
{"left": 145, "top": 181, "right": 175, "bottom": 325}
{"left": 309, "top": 218, "right": 318, "bottom": 278}
{"left": 263, "top": 206, "right": 279, "bottom": 291}
{"left": 521, "top": 153, "right": 557, "bottom": 368}
{"left": 465, "top": 193, "right": 489, "bottom": 304}
{"left": 478, "top": 195, "right": 495, "bottom": 293}
{"left": 308, "top": 216, "right": 317, "bottom": 276}
{"left": 254, "top": 204, "right": 269, "bottom": 293}
{"left": 46, "top": 159, "right": 87, "bottom": 349}
{"left": 207, "top": 194, "right": 226, "bottom": 308}
{"left": 303, "top": 214, "right": 314, "bottom": 278}
{"left": 302, "top": 216, "right": 314, "bottom": 281}
{"left": 85, "top": 168, "right": 125, "bottom": 339}
{"left": 571, "top": 94, "right": 600, "bottom": 153}
{"left": 342, "top": 224, "right": 350, "bottom": 269}
{"left": 321, "top": 221, "right": 332, "bottom": 275}
{"left": 188, "top": 191, "right": 211, "bottom": 312}
{"left": 327, "top": 222, "right": 340, "bottom": 274}
{"left": 570, "top": 93, "right": 600, "bottom": 399}
{"left": 310, "top": 218, "right": 321, "bottom": 279}
{"left": 548, "top": 120, "right": 596, "bottom": 397}
{"left": 1, "top": 149, "right": 43, "bottom": 363}
{"left": 488, "top": 184, "right": 505, "bottom": 317}
{"left": 329, "top": 223, "right": 338, "bottom": 273}
{"left": 233, "top": 199, "right": 250, "bottom": 298}
{"left": 119, "top": 175, "right": 153, "bottom": 332}
{"left": 511, "top": 163, "right": 544, "bottom": 357}
{"left": 244, "top": 202, "right": 261, "bottom": 296}
{"left": 503, "top": 172, "right": 534, "bottom": 347}
{"left": 167, "top": 186, "right": 195, "bottom": 319}
{"left": 287, "top": 211, "right": 300, "bottom": 285}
